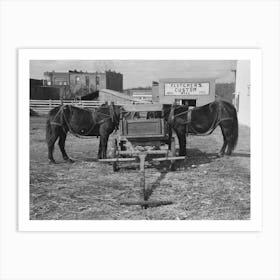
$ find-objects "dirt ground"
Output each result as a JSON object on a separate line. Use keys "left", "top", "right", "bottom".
{"left": 30, "top": 116, "right": 250, "bottom": 220}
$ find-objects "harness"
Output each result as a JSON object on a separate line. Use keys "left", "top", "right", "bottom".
{"left": 109, "top": 103, "right": 119, "bottom": 130}
{"left": 50, "top": 104, "right": 119, "bottom": 138}
{"left": 168, "top": 105, "right": 234, "bottom": 136}
{"left": 167, "top": 106, "right": 191, "bottom": 126}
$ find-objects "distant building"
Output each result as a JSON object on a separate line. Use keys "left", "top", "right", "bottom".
{"left": 152, "top": 77, "right": 236, "bottom": 107}
{"left": 215, "top": 83, "right": 235, "bottom": 103}
{"left": 30, "top": 78, "right": 60, "bottom": 100}
{"left": 99, "top": 89, "right": 146, "bottom": 104}
{"left": 152, "top": 81, "right": 159, "bottom": 102}
{"left": 105, "top": 71, "right": 123, "bottom": 93}
{"left": 43, "top": 70, "right": 123, "bottom": 99}
{"left": 127, "top": 89, "right": 152, "bottom": 102}
{"left": 152, "top": 77, "right": 216, "bottom": 107}
{"left": 233, "top": 61, "right": 250, "bottom": 126}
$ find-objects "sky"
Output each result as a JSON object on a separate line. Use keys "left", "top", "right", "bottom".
{"left": 30, "top": 60, "right": 237, "bottom": 89}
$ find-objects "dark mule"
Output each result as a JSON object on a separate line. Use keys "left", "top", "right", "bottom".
{"left": 166, "top": 100, "right": 238, "bottom": 156}
{"left": 46, "top": 103, "right": 121, "bottom": 163}
{"left": 147, "top": 104, "right": 190, "bottom": 155}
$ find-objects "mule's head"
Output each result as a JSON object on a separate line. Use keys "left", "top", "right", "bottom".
{"left": 109, "top": 103, "right": 123, "bottom": 130}
{"left": 162, "top": 103, "right": 189, "bottom": 126}
{"left": 96, "top": 103, "right": 123, "bottom": 130}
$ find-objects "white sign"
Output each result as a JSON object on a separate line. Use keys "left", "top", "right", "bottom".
{"left": 164, "top": 82, "right": 210, "bottom": 96}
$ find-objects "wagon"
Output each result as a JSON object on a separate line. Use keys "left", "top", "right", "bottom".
{"left": 99, "top": 103, "right": 185, "bottom": 207}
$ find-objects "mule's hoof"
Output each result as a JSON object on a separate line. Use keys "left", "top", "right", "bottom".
{"left": 49, "top": 159, "right": 57, "bottom": 164}
{"left": 65, "top": 158, "right": 75, "bottom": 163}
{"left": 217, "top": 153, "right": 224, "bottom": 158}
{"left": 170, "top": 163, "right": 176, "bottom": 171}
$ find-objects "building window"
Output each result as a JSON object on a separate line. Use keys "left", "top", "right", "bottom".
{"left": 75, "top": 76, "right": 80, "bottom": 84}
{"left": 54, "top": 78, "right": 68, "bottom": 86}
{"left": 85, "top": 76, "right": 89, "bottom": 87}
{"left": 174, "top": 99, "right": 182, "bottom": 105}
{"left": 44, "top": 78, "right": 51, "bottom": 86}
{"left": 96, "top": 76, "right": 100, "bottom": 86}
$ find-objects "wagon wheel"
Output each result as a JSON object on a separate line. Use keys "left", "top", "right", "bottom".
{"left": 112, "top": 139, "right": 120, "bottom": 172}
{"left": 170, "top": 137, "right": 176, "bottom": 171}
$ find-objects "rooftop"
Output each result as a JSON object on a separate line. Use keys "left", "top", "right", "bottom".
{"left": 100, "top": 89, "right": 150, "bottom": 104}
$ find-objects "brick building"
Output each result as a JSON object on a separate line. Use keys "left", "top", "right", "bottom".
{"left": 43, "top": 70, "right": 123, "bottom": 99}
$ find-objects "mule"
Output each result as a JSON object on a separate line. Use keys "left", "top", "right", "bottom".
{"left": 147, "top": 104, "right": 190, "bottom": 154}
{"left": 163, "top": 100, "right": 238, "bottom": 156}
{"left": 46, "top": 103, "right": 121, "bottom": 163}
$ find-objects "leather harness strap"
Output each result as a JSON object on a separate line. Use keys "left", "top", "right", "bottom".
{"left": 186, "top": 110, "right": 192, "bottom": 124}
{"left": 50, "top": 104, "right": 117, "bottom": 138}
{"left": 170, "top": 107, "right": 233, "bottom": 136}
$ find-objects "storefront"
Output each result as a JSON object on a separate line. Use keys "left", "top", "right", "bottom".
{"left": 152, "top": 77, "right": 216, "bottom": 107}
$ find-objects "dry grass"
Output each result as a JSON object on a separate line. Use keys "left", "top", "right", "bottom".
{"left": 30, "top": 116, "right": 250, "bottom": 220}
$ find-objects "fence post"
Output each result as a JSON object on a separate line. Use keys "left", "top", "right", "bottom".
{"left": 49, "top": 99, "right": 52, "bottom": 110}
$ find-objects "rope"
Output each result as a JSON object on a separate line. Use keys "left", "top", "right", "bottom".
{"left": 188, "top": 115, "right": 233, "bottom": 136}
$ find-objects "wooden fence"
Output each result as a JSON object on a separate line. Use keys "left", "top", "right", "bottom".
{"left": 30, "top": 99, "right": 128, "bottom": 115}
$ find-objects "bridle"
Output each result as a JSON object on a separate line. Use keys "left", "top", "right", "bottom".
{"left": 167, "top": 105, "right": 190, "bottom": 126}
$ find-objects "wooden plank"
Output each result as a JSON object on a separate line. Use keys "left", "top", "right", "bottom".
{"left": 126, "top": 120, "right": 162, "bottom": 136}
{"left": 30, "top": 99, "right": 102, "bottom": 116}
{"left": 118, "top": 150, "right": 168, "bottom": 156}
{"left": 30, "top": 99, "right": 150, "bottom": 116}
{"left": 122, "top": 103, "right": 163, "bottom": 112}
{"left": 121, "top": 135, "right": 168, "bottom": 140}
{"left": 152, "top": 156, "right": 185, "bottom": 161}
{"left": 98, "top": 158, "right": 137, "bottom": 162}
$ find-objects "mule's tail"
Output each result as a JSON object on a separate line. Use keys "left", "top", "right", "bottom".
{"left": 46, "top": 118, "right": 52, "bottom": 144}
{"left": 228, "top": 104, "right": 239, "bottom": 151}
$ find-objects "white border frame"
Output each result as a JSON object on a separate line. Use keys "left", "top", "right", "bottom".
{"left": 19, "top": 49, "right": 262, "bottom": 232}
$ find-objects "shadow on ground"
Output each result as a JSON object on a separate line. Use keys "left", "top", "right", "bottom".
{"left": 144, "top": 148, "right": 219, "bottom": 201}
